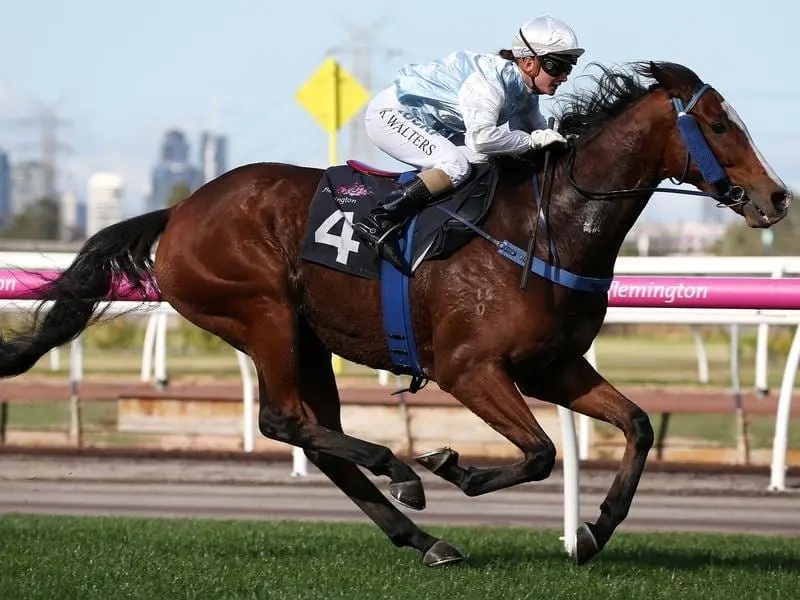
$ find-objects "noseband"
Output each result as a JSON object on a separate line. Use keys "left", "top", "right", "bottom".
{"left": 564, "top": 83, "right": 748, "bottom": 208}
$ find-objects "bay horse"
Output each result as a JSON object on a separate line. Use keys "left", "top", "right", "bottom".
{"left": 0, "top": 61, "right": 790, "bottom": 567}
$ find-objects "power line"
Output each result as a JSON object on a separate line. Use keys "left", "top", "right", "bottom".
{"left": 328, "top": 19, "right": 404, "bottom": 164}
{"left": 2, "top": 99, "right": 72, "bottom": 197}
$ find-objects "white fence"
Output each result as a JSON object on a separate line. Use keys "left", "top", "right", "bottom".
{"left": 1, "top": 251, "right": 798, "bottom": 557}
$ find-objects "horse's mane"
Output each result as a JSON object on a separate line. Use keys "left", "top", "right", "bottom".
{"left": 497, "top": 61, "right": 703, "bottom": 177}
{"left": 553, "top": 61, "right": 702, "bottom": 139}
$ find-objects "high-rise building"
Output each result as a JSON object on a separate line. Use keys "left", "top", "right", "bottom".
{"left": 76, "top": 201, "right": 87, "bottom": 235}
{"left": 199, "top": 132, "right": 228, "bottom": 183}
{"left": 87, "top": 172, "right": 123, "bottom": 237}
{"left": 161, "top": 129, "right": 190, "bottom": 163}
{"left": 10, "top": 160, "right": 53, "bottom": 215}
{"left": 147, "top": 129, "right": 204, "bottom": 212}
{"left": 60, "top": 190, "right": 87, "bottom": 241}
{"left": 0, "top": 149, "right": 10, "bottom": 227}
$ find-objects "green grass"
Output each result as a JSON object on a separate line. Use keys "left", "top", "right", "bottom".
{"left": 592, "top": 334, "right": 790, "bottom": 388}
{"left": 596, "top": 413, "right": 800, "bottom": 448}
{"left": 27, "top": 349, "right": 244, "bottom": 380}
{"left": 0, "top": 515, "right": 797, "bottom": 600}
{"left": 7, "top": 401, "right": 116, "bottom": 429}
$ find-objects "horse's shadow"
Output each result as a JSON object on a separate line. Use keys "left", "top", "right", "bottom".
{"left": 595, "top": 546, "right": 800, "bottom": 572}
{"left": 461, "top": 544, "right": 800, "bottom": 573}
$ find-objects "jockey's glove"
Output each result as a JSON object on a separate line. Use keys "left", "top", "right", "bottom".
{"left": 530, "top": 128, "right": 568, "bottom": 150}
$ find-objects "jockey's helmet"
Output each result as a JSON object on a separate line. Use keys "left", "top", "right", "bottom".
{"left": 512, "top": 16, "right": 585, "bottom": 64}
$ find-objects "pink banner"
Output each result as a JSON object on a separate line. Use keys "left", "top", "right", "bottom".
{"left": 0, "top": 270, "right": 161, "bottom": 302}
{"left": 0, "top": 270, "right": 799, "bottom": 310}
{"left": 608, "top": 276, "right": 800, "bottom": 309}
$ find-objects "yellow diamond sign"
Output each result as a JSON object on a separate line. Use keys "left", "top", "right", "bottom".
{"left": 296, "top": 57, "right": 370, "bottom": 135}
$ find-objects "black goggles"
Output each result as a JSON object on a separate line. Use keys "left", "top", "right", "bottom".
{"left": 540, "top": 55, "right": 574, "bottom": 77}
{"left": 517, "top": 28, "right": 576, "bottom": 78}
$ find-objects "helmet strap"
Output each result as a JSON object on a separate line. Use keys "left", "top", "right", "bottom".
{"left": 517, "top": 28, "right": 538, "bottom": 57}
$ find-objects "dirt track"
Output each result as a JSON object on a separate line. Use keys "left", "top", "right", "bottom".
{"left": 0, "top": 454, "right": 798, "bottom": 536}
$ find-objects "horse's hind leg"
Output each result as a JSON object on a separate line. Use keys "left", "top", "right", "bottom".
{"left": 247, "top": 302, "right": 427, "bottom": 511}
{"left": 517, "top": 355, "right": 654, "bottom": 566}
{"left": 415, "top": 360, "right": 557, "bottom": 496}
{"left": 291, "top": 321, "right": 463, "bottom": 566}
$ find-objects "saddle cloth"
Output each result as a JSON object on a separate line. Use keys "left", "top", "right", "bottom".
{"left": 300, "top": 161, "right": 498, "bottom": 280}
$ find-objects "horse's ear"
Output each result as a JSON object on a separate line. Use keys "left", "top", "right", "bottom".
{"left": 647, "top": 61, "right": 700, "bottom": 96}
{"left": 650, "top": 60, "right": 680, "bottom": 94}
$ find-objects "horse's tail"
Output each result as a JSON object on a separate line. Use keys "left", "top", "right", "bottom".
{"left": 0, "top": 208, "right": 173, "bottom": 378}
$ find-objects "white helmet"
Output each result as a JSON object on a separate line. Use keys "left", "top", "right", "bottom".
{"left": 512, "top": 16, "right": 585, "bottom": 61}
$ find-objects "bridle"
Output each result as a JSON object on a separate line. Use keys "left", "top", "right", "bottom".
{"left": 564, "top": 83, "right": 749, "bottom": 209}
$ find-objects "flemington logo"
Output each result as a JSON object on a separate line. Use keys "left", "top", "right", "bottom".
{"left": 336, "top": 183, "right": 372, "bottom": 197}
{"left": 609, "top": 280, "right": 709, "bottom": 304}
{"left": 322, "top": 183, "right": 373, "bottom": 204}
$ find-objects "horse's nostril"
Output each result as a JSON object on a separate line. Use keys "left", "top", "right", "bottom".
{"left": 772, "top": 190, "right": 792, "bottom": 210}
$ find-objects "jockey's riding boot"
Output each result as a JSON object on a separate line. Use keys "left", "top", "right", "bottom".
{"left": 353, "top": 175, "right": 433, "bottom": 276}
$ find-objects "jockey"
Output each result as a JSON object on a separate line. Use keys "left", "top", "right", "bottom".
{"left": 352, "top": 15, "right": 584, "bottom": 276}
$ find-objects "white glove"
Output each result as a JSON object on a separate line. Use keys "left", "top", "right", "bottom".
{"left": 530, "top": 128, "right": 567, "bottom": 150}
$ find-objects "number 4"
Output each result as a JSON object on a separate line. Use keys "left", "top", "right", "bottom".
{"left": 314, "top": 210, "right": 360, "bottom": 265}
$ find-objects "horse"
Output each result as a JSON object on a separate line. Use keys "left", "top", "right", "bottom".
{"left": 0, "top": 60, "right": 790, "bottom": 568}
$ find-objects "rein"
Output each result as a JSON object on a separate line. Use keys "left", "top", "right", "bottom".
{"left": 435, "top": 81, "right": 753, "bottom": 296}
{"left": 564, "top": 83, "right": 748, "bottom": 210}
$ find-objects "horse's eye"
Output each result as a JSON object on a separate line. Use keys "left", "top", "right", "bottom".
{"left": 710, "top": 120, "right": 728, "bottom": 134}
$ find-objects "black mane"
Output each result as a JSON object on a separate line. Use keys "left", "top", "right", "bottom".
{"left": 553, "top": 61, "right": 701, "bottom": 139}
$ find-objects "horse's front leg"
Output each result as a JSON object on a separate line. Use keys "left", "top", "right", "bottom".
{"left": 516, "top": 354, "right": 654, "bottom": 566}
{"left": 414, "top": 359, "right": 557, "bottom": 496}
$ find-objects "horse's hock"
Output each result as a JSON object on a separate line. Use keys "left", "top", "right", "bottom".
{"left": 116, "top": 385, "right": 564, "bottom": 458}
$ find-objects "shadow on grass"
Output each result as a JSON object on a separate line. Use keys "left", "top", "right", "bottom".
{"left": 459, "top": 542, "right": 800, "bottom": 574}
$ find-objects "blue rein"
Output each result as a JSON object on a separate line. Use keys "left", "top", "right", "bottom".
{"left": 435, "top": 171, "right": 613, "bottom": 294}
{"left": 380, "top": 80, "right": 742, "bottom": 392}
{"left": 434, "top": 82, "right": 738, "bottom": 295}
{"left": 565, "top": 81, "right": 746, "bottom": 207}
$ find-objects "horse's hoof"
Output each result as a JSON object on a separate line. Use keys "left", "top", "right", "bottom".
{"left": 423, "top": 540, "right": 466, "bottom": 567}
{"left": 415, "top": 447, "right": 458, "bottom": 474}
{"left": 574, "top": 522, "right": 601, "bottom": 566}
{"left": 389, "top": 480, "right": 426, "bottom": 511}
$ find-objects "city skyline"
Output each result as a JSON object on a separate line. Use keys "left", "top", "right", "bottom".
{"left": 0, "top": 125, "right": 226, "bottom": 223}
{"left": 1, "top": 1, "right": 796, "bottom": 222}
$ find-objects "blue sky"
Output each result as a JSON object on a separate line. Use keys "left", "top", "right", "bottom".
{"left": 1, "top": 0, "right": 796, "bottom": 222}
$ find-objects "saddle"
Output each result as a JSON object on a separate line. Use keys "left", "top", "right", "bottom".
{"left": 300, "top": 160, "right": 499, "bottom": 280}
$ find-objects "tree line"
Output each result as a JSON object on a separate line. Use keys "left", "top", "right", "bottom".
{"left": 712, "top": 189, "right": 799, "bottom": 256}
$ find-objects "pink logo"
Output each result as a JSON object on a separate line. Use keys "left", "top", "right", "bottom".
{"left": 336, "top": 183, "right": 372, "bottom": 197}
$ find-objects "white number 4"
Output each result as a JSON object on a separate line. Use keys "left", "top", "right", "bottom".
{"left": 314, "top": 210, "right": 360, "bottom": 265}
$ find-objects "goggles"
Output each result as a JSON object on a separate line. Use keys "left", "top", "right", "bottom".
{"left": 517, "top": 27, "right": 577, "bottom": 78}
{"left": 540, "top": 54, "right": 574, "bottom": 77}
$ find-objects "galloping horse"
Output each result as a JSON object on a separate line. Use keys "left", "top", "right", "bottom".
{"left": 0, "top": 61, "right": 790, "bottom": 567}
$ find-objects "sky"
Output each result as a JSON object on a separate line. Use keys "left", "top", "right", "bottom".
{"left": 0, "top": 0, "right": 797, "bottom": 222}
